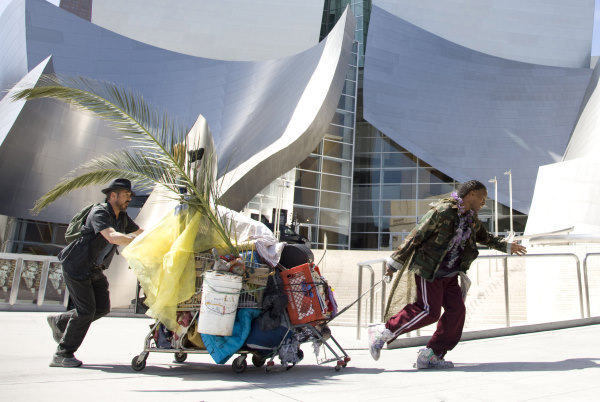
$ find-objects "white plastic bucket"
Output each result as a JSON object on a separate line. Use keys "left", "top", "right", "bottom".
{"left": 197, "top": 271, "right": 243, "bottom": 336}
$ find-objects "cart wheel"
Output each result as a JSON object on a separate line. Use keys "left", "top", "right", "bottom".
{"left": 334, "top": 364, "right": 342, "bottom": 372}
{"left": 174, "top": 352, "right": 187, "bottom": 363}
{"left": 232, "top": 355, "right": 247, "bottom": 373}
{"left": 252, "top": 354, "right": 266, "bottom": 368}
{"left": 265, "top": 360, "right": 275, "bottom": 373}
{"left": 342, "top": 356, "right": 351, "bottom": 367}
{"left": 131, "top": 355, "right": 147, "bottom": 371}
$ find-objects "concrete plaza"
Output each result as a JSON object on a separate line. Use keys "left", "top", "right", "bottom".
{"left": 1, "top": 312, "right": 599, "bottom": 401}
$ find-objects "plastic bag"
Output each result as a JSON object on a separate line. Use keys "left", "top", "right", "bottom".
{"left": 122, "top": 205, "right": 228, "bottom": 332}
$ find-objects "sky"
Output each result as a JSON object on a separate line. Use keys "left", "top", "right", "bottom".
{"left": 1, "top": 0, "right": 600, "bottom": 55}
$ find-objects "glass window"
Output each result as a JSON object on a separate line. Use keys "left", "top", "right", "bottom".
{"left": 417, "top": 183, "right": 454, "bottom": 199}
{"left": 318, "top": 228, "right": 349, "bottom": 247}
{"left": 381, "top": 138, "right": 408, "bottom": 153}
{"left": 337, "top": 94, "right": 355, "bottom": 112}
{"left": 352, "top": 200, "right": 380, "bottom": 216}
{"left": 354, "top": 153, "right": 381, "bottom": 168}
{"left": 382, "top": 200, "right": 417, "bottom": 216}
{"left": 342, "top": 80, "right": 356, "bottom": 95}
{"left": 382, "top": 169, "right": 418, "bottom": 184}
{"left": 382, "top": 184, "right": 417, "bottom": 199}
{"left": 327, "top": 125, "right": 354, "bottom": 143}
{"left": 331, "top": 110, "right": 354, "bottom": 128}
{"left": 321, "top": 174, "right": 351, "bottom": 193}
{"left": 351, "top": 232, "right": 380, "bottom": 249}
{"left": 382, "top": 152, "right": 417, "bottom": 168}
{"left": 293, "top": 207, "right": 318, "bottom": 225}
{"left": 319, "top": 209, "right": 350, "bottom": 227}
{"left": 355, "top": 123, "right": 379, "bottom": 138}
{"left": 320, "top": 190, "right": 351, "bottom": 210}
{"left": 351, "top": 216, "right": 380, "bottom": 232}
{"left": 381, "top": 217, "right": 417, "bottom": 232}
{"left": 353, "top": 184, "right": 380, "bottom": 200}
{"left": 294, "top": 188, "right": 319, "bottom": 207}
{"left": 354, "top": 136, "right": 379, "bottom": 153}
{"left": 322, "top": 140, "right": 353, "bottom": 160}
{"left": 322, "top": 158, "right": 352, "bottom": 176}
{"left": 353, "top": 169, "right": 379, "bottom": 184}
{"left": 418, "top": 168, "right": 454, "bottom": 184}
{"left": 295, "top": 169, "right": 319, "bottom": 189}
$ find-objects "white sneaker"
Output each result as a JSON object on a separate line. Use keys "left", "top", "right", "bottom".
{"left": 414, "top": 348, "right": 454, "bottom": 369}
{"left": 368, "top": 323, "right": 393, "bottom": 361}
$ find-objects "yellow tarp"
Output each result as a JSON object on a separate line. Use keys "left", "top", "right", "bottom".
{"left": 122, "top": 205, "right": 228, "bottom": 332}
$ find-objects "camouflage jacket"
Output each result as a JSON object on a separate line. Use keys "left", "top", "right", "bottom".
{"left": 389, "top": 197, "right": 508, "bottom": 282}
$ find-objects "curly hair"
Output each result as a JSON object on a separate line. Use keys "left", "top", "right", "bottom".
{"left": 457, "top": 180, "right": 486, "bottom": 198}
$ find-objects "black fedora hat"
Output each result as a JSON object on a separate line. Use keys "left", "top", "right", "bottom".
{"left": 101, "top": 178, "right": 135, "bottom": 196}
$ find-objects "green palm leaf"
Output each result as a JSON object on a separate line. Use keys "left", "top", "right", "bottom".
{"left": 12, "top": 74, "right": 236, "bottom": 252}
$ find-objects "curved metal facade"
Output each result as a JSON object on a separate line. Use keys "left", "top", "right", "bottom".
{"left": 0, "top": 0, "right": 356, "bottom": 221}
{"left": 375, "top": 0, "right": 594, "bottom": 68}
{"left": 91, "top": 0, "right": 325, "bottom": 61}
{"left": 363, "top": 5, "right": 591, "bottom": 214}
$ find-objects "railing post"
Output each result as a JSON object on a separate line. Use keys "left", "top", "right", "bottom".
{"left": 356, "top": 260, "right": 379, "bottom": 339}
{"left": 581, "top": 253, "right": 600, "bottom": 318}
{"left": 503, "top": 256, "right": 510, "bottom": 327}
{"left": 573, "top": 254, "right": 583, "bottom": 319}
{"left": 369, "top": 267, "right": 374, "bottom": 325}
{"left": 381, "top": 261, "right": 386, "bottom": 322}
{"left": 357, "top": 264, "right": 363, "bottom": 339}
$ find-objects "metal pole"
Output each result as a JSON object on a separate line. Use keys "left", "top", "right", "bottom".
{"left": 503, "top": 256, "right": 510, "bottom": 327}
{"left": 357, "top": 265, "right": 363, "bottom": 339}
{"left": 488, "top": 177, "right": 498, "bottom": 235}
{"left": 381, "top": 261, "right": 387, "bottom": 322}
{"left": 504, "top": 169, "right": 513, "bottom": 235}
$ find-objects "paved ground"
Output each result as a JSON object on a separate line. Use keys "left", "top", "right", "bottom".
{"left": 1, "top": 312, "right": 600, "bottom": 401}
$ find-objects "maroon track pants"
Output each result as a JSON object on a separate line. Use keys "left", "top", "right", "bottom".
{"left": 385, "top": 273, "right": 465, "bottom": 357}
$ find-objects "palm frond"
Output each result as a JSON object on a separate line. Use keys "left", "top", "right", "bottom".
{"left": 16, "top": 74, "right": 237, "bottom": 253}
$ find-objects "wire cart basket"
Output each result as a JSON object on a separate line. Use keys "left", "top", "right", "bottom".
{"left": 130, "top": 253, "right": 350, "bottom": 373}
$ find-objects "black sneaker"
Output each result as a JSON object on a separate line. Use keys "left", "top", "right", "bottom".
{"left": 46, "top": 315, "right": 63, "bottom": 343}
{"left": 49, "top": 355, "right": 82, "bottom": 368}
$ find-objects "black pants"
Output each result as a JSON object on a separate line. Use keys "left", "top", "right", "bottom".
{"left": 55, "top": 268, "right": 110, "bottom": 357}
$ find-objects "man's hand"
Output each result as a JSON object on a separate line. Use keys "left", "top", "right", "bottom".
{"left": 511, "top": 242, "right": 527, "bottom": 256}
{"left": 383, "top": 265, "right": 395, "bottom": 283}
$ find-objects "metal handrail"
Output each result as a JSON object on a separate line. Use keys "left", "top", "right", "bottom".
{"left": 357, "top": 252, "right": 586, "bottom": 338}
{"left": 478, "top": 253, "right": 584, "bottom": 325}
{"left": 356, "top": 258, "right": 386, "bottom": 339}
{"left": 582, "top": 253, "right": 600, "bottom": 317}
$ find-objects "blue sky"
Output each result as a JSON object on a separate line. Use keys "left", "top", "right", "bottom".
{"left": 2, "top": 0, "right": 600, "bottom": 56}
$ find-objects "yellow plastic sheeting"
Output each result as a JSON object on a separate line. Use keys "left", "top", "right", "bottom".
{"left": 122, "top": 206, "right": 227, "bottom": 332}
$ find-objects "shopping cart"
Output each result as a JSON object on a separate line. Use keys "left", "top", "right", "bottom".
{"left": 131, "top": 253, "right": 270, "bottom": 373}
{"left": 130, "top": 253, "right": 351, "bottom": 373}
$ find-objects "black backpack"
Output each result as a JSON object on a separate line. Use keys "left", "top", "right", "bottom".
{"left": 64, "top": 203, "right": 106, "bottom": 243}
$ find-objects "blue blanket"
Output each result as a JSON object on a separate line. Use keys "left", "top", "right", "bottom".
{"left": 201, "top": 308, "right": 261, "bottom": 364}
